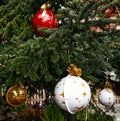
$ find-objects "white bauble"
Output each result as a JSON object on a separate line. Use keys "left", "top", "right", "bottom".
{"left": 98, "top": 88, "right": 116, "bottom": 107}
{"left": 54, "top": 74, "right": 91, "bottom": 114}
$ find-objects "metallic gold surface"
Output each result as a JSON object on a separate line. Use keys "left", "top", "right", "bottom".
{"left": 6, "top": 83, "right": 27, "bottom": 107}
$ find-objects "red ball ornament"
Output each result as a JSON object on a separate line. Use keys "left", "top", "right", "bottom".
{"left": 102, "top": 8, "right": 115, "bottom": 18}
{"left": 32, "top": 4, "right": 59, "bottom": 37}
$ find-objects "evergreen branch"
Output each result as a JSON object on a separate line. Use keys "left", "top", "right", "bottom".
{"left": 86, "top": 17, "right": 120, "bottom": 27}
{"left": 99, "top": 0, "right": 119, "bottom": 12}
{"left": 92, "top": 29, "right": 120, "bottom": 37}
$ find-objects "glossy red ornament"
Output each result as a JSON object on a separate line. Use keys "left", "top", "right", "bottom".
{"left": 32, "top": 4, "right": 59, "bottom": 37}
{"left": 102, "top": 8, "right": 115, "bottom": 18}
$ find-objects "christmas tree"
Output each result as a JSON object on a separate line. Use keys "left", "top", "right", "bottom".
{"left": 0, "top": 0, "right": 120, "bottom": 120}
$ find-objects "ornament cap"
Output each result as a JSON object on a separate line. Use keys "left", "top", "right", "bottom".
{"left": 67, "top": 64, "right": 82, "bottom": 77}
{"left": 16, "top": 82, "right": 24, "bottom": 88}
{"left": 41, "top": 3, "right": 51, "bottom": 10}
{"left": 105, "top": 75, "right": 112, "bottom": 89}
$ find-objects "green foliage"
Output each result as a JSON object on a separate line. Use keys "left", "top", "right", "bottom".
{"left": 0, "top": 0, "right": 120, "bottom": 88}
{"left": 18, "top": 108, "right": 42, "bottom": 121}
{"left": 0, "top": 96, "right": 7, "bottom": 110}
{"left": 40, "top": 102, "right": 114, "bottom": 121}
{"left": 0, "top": 0, "right": 120, "bottom": 121}
{"left": 75, "top": 104, "right": 114, "bottom": 121}
{"left": 40, "top": 104, "right": 66, "bottom": 121}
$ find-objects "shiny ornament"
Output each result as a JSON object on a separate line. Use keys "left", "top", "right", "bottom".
{"left": 54, "top": 64, "right": 91, "bottom": 114}
{"left": 102, "top": 8, "right": 115, "bottom": 18}
{"left": 98, "top": 88, "right": 116, "bottom": 107}
{"left": 6, "top": 83, "right": 27, "bottom": 107}
{"left": 32, "top": 4, "right": 58, "bottom": 37}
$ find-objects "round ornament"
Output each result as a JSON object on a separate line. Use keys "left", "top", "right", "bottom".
{"left": 98, "top": 88, "right": 116, "bottom": 107}
{"left": 102, "top": 8, "right": 115, "bottom": 18}
{"left": 6, "top": 83, "right": 27, "bottom": 107}
{"left": 32, "top": 4, "right": 59, "bottom": 37}
{"left": 54, "top": 64, "right": 91, "bottom": 114}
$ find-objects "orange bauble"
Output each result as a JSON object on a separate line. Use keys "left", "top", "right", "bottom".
{"left": 32, "top": 4, "right": 59, "bottom": 37}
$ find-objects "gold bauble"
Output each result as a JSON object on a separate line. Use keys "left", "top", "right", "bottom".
{"left": 6, "top": 83, "right": 27, "bottom": 107}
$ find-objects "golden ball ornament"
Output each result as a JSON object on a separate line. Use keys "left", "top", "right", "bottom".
{"left": 6, "top": 83, "right": 27, "bottom": 107}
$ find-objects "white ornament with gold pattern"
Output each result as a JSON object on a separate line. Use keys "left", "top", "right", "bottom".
{"left": 98, "top": 88, "right": 116, "bottom": 107}
{"left": 54, "top": 64, "right": 91, "bottom": 114}
{"left": 98, "top": 76, "right": 116, "bottom": 107}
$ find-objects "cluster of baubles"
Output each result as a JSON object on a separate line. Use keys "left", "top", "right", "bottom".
{"left": 32, "top": 3, "right": 59, "bottom": 37}
{"left": 5, "top": 63, "right": 117, "bottom": 115}
{"left": 54, "top": 64, "right": 117, "bottom": 114}
{"left": 32, "top": 3, "right": 118, "bottom": 36}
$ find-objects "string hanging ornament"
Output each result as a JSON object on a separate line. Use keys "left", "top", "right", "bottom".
{"left": 98, "top": 74, "right": 116, "bottom": 107}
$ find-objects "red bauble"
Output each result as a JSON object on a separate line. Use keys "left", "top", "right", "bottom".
{"left": 102, "top": 8, "right": 115, "bottom": 18}
{"left": 32, "top": 4, "right": 59, "bottom": 37}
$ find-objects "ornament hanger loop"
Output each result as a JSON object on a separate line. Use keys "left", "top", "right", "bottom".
{"left": 67, "top": 64, "right": 82, "bottom": 77}
{"left": 41, "top": 3, "right": 51, "bottom": 10}
{"left": 105, "top": 72, "right": 112, "bottom": 89}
